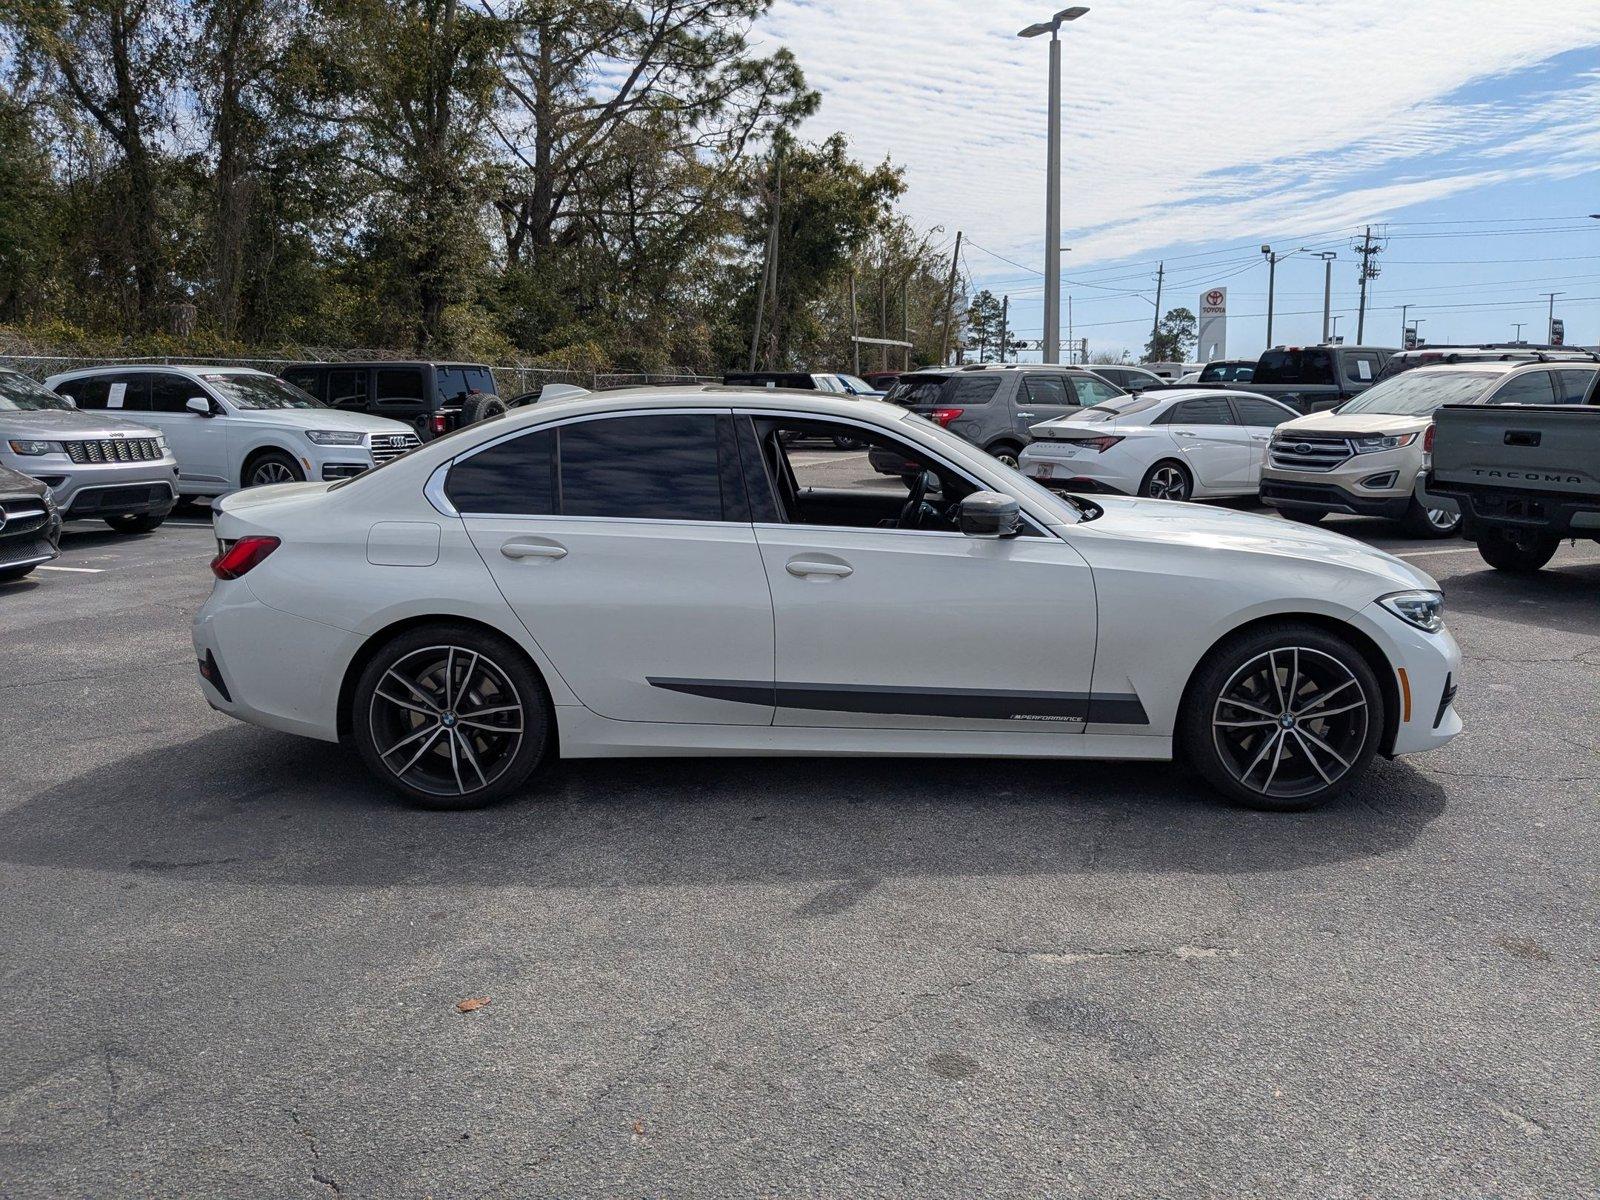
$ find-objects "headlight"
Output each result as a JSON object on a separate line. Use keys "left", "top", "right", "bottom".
{"left": 304, "top": 429, "right": 366, "bottom": 446}
{"left": 1379, "top": 589, "right": 1444, "bottom": 633}
{"left": 1352, "top": 433, "right": 1417, "bottom": 454}
{"left": 7, "top": 439, "right": 61, "bottom": 456}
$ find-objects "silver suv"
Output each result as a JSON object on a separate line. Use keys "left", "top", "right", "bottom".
{"left": 0, "top": 367, "right": 180, "bottom": 533}
{"left": 881, "top": 363, "right": 1126, "bottom": 467}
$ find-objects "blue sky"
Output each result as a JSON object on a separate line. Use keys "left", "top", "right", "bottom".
{"left": 758, "top": 1, "right": 1600, "bottom": 358}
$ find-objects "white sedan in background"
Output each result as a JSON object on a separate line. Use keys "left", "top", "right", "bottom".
{"left": 1019, "top": 390, "right": 1299, "bottom": 502}
{"left": 195, "top": 387, "right": 1459, "bottom": 815}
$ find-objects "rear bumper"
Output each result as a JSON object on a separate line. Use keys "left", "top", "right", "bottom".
{"left": 1427, "top": 475, "right": 1600, "bottom": 540}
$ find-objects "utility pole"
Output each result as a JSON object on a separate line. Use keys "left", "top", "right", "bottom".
{"left": 999, "top": 295, "right": 1009, "bottom": 364}
{"left": 1260, "top": 245, "right": 1292, "bottom": 348}
{"left": 849, "top": 271, "right": 860, "bottom": 375}
{"left": 1067, "top": 295, "right": 1074, "bottom": 362}
{"left": 1544, "top": 291, "right": 1563, "bottom": 343}
{"left": 901, "top": 277, "right": 910, "bottom": 371}
{"left": 1399, "top": 303, "right": 1411, "bottom": 348}
{"left": 1302, "top": 249, "right": 1337, "bottom": 342}
{"left": 938, "top": 230, "right": 962, "bottom": 365}
{"left": 1355, "top": 226, "right": 1382, "bottom": 344}
{"left": 749, "top": 147, "right": 783, "bottom": 371}
{"left": 1148, "top": 262, "right": 1164, "bottom": 362}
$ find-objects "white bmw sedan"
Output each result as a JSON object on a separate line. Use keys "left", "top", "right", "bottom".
{"left": 194, "top": 387, "right": 1461, "bottom": 812}
{"left": 1019, "top": 390, "right": 1299, "bottom": 502}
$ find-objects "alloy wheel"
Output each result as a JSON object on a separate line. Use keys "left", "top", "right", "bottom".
{"left": 1426, "top": 507, "right": 1459, "bottom": 532}
{"left": 1211, "top": 646, "right": 1369, "bottom": 801}
{"left": 1147, "top": 466, "right": 1187, "bottom": 500}
{"left": 252, "top": 460, "right": 297, "bottom": 485}
{"left": 368, "top": 645, "right": 525, "bottom": 797}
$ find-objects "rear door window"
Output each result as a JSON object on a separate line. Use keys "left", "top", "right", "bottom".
{"left": 1488, "top": 371, "right": 1558, "bottom": 406}
{"left": 1233, "top": 397, "right": 1295, "bottom": 427}
{"left": 558, "top": 414, "right": 727, "bottom": 521}
{"left": 328, "top": 368, "right": 369, "bottom": 409}
{"left": 102, "top": 374, "right": 151, "bottom": 411}
{"left": 54, "top": 376, "right": 112, "bottom": 409}
{"left": 1343, "top": 353, "right": 1381, "bottom": 383}
{"left": 149, "top": 373, "right": 199, "bottom": 413}
{"left": 1165, "top": 397, "right": 1237, "bottom": 425}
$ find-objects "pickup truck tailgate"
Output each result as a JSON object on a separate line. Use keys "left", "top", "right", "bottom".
{"left": 1431, "top": 404, "right": 1600, "bottom": 495}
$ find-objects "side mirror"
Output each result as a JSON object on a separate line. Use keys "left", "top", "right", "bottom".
{"left": 958, "top": 490, "right": 1021, "bottom": 539}
{"left": 186, "top": 396, "right": 214, "bottom": 417}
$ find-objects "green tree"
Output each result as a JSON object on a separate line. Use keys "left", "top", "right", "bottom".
{"left": 0, "top": 99, "right": 57, "bottom": 321}
{"left": 1145, "top": 306, "right": 1196, "bottom": 363}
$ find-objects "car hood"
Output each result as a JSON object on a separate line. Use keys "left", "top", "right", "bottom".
{"left": 1276, "top": 409, "right": 1428, "bottom": 437}
{"left": 0, "top": 408, "right": 163, "bottom": 439}
{"left": 229, "top": 408, "right": 414, "bottom": 435}
{"left": 1073, "top": 495, "right": 1437, "bottom": 593}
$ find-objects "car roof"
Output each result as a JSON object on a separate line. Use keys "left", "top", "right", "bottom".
{"left": 1401, "top": 360, "right": 1581, "bottom": 376}
{"left": 478, "top": 384, "right": 898, "bottom": 424}
{"left": 47, "top": 363, "right": 274, "bottom": 381}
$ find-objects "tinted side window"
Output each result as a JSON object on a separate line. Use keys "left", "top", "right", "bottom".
{"left": 1554, "top": 369, "right": 1599, "bottom": 405}
{"left": 1171, "top": 397, "right": 1236, "bottom": 425}
{"left": 281, "top": 368, "right": 322, "bottom": 398}
{"left": 463, "top": 368, "right": 495, "bottom": 396}
{"left": 1489, "top": 371, "right": 1557, "bottom": 406}
{"left": 105, "top": 374, "right": 151, "bottom": 411}
{"left": 559, "top": 414, "right": 725, "bottom": 521}
{"left": 149, "top": 373, "right": 199, "bottom": 413}
{"left": 941, "top": 375, "right": 1002, "bottom": 404}
{"left": 1234, "top": 397, "right": 1294, "bottom": 427}
{"left": 55, "top": 377, "right": 112, "bottom": 408}
{"left": 1021, "top": 375, "right": 1072, "bottom": 406}
{"left": 376, "top": 367, "right": 426, "bottom": 403}
{"left": 328, "top": 368, "right": 369, "bottom": 409}
{"left": 446, "top": 429, "right": 555, "bottom": 514}
{"left": 1344, "top": 353, "right": 1380, "bottom": 383}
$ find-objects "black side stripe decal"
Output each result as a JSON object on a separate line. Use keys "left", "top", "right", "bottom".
{"left": 647, "top": 678, "right": 1149, "bottom": 726}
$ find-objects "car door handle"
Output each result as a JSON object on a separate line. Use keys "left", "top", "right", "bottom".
{"left": 1015, "top": 410, "right": 1036, "bottom": 418}
{"left": 1251, "top": 434, "right": 1271, "bottom": 442}
{"left": 1173, "top": 430, "right": 1196, "bottom": 438}
{"left": 500, "top": 538, "right": 567, "bottom": 561}
{"left": 785, "top": 557, "right": 853, "bottom": 579}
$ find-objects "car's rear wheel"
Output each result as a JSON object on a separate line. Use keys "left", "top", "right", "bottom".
{"left": 353, "top": 624, "right": 551, "bottom": 809}
{"left": 1400, "top": 496, "right": 1461, "bottom": 539}
{"left": 105, "top": 513, "right": 166, "bottom": 534}
{"left": 1180, "top": 622, "right": 1384, "bottom": 812}
{"left": 1140, "top": 460, "right": 1192, "bottom": 502}
{"left": 1476, "top": 527, "right": 1559, "bottom": 574}
{"left": 245, "top": 450, "right": 304, "bottom": 488}
{"left": 987, "top": 441, "right": 1023, "bottom": 469}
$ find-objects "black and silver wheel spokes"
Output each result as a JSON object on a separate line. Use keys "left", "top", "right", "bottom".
{"left": 370, "top": 645, "right": 524, "bottom": 796}
{"left": 1211, "top": 647, "right": 1369, "bottom": 800}
{"left": 1148, "top": 467, "right": 1185, "bottom": 500}
{"left": 253, "top": 461, "right": 296, "bottom": 485}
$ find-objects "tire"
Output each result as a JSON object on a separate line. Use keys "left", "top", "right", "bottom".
{"left": 987, "top": 442, "right": 1023, "bottom": 469}
{"left": 352, "top": 622, "right": 551, "bottom": 810}
{"left": 1477, "top": 527, "right": 1559, "bottom": 574}
{"left": 1179, "top": 621, "right": 1384, "bottom": 812}
{"left": 244, "top": 450, "right": 304, "bottom": 488}
{"left": 462, "top": 394, "right": 508, "bottom": 424}
{"left": 1399, "top": 496, "right": 1461, "bottom": 539}
{"left": 1139, "top": 460, "right": 1192, "bottom": 502}
{"left": 105, "top": 513, "right": 166, "bottom": 534}
{"left": 1279, "top": 507, "right": 1325, "bottom": 526}
{"left": 831, "top": 435, "right": 866, "bottom": 451}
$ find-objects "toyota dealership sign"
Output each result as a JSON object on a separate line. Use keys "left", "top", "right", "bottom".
{"left": 1198, "top": 288, "right": 1227, "bottom": 360}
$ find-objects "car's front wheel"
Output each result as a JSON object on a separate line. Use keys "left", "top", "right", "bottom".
{"left": 1180, "top": 622, "right": 1384, "bottom": 812}
{"left": 245, "top": 451, "right": 304, "bottom": 488}
{"left": 352, "top": 623, "right": 551, "bottom": 809}
{"left": 1476, "top": 527, "right": 1559, "bottom": 574}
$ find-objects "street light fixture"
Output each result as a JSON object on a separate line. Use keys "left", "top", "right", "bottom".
{"left": 1260, "top": 245, "right": 1297, "bottom": 347}
{"left": 1019, "top": 6, "right": 1088, "bottom": 363}
{"left": 1301, "top": 250, "right": 1337, "bottom": 343}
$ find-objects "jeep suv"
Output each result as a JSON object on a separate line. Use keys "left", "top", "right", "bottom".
{"left": 880, "top": 363, "right": 1126, "bottom": 467}
{"left": 279, "top": 361, "right": 504, "bottom": 441}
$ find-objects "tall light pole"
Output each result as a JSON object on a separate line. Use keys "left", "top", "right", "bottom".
{"left": 1329, "top": 314, "right": 1342, "bottom": 342}
{"left": 1260, "top": 245, "right": 1295, "bottom": 348}
{"left": 1399, "top": 303, "right": 1412, "bottom": 347}
{"left": 1544, "top": 291, "right": 1563, "bottom": 343}
{"left": 1019, "top": 6, "right": 1088, "bottom": 364}
{"left": 1302, "top": 250, "right": 1336, "bottom": 342}
{"left": 1512, "top": 322, "right": 1526, "bottom": 343}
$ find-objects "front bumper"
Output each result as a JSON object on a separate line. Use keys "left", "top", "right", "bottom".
{"left": 0, "top": 492, "right": 62, "bottom": 573}
{"left": 1, "top": 449, "right": 182, "bottom": 519}
{"left": 1350, "top": 601, "right": 1463, "bottom": 757}
{"left": 1260, "top": 477, "right": 1412, "bottom": 520}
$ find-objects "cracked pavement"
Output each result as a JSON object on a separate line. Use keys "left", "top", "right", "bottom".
{"left": 1, "top": 511, "right": 1597, "bottom": 1198}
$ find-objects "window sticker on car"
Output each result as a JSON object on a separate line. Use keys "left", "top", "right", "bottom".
{"left": 1357, "top": 360, "right": 1373, "bottom": 380}
{"left": 108, "top": 382, "right": 126, "bottom": 408}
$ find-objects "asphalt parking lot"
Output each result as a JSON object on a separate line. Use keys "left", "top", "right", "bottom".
{"left": 3, "top": 467, "right": 1598, "bottom": 1199}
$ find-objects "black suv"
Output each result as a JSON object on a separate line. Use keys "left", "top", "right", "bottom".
{"left": 279, "top": 362, "right": 505, "bottom": 440}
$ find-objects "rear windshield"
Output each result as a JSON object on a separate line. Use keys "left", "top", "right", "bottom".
{"left": 1336, "top": 370, "right": 1492, "bottom": 417}
{"left": 885, "top": 374, "right": 950, "bottom": 406}
{"left": 203, "top": 372, "right": 323, "bottom": 410}
{"left": 0, "top": 369, "right": 74, "bottom": 411}
{"left": 1253, "top": 349, "right": 1335, "bottom": 385}
{"left": 1199, "top": 361, "right": 1254, "bottom": 383}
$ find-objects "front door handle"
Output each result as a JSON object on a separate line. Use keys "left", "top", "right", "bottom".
{"left": 786, "top": 557, "right": 853, "bottom": 579}
{"left": 501, "top": 538, "right": 567, "bottom": 561}
{"left": 1251, "top": 434, "right": 1271, "bottom": 442}
{"left": 1173, "top": 430, "right": 1196, "bottom": 438}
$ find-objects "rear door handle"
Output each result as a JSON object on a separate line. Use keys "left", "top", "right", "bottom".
{"left": 785, "top": 557, "right": 853, "bottom": 579}
{"left": 500, "top": 538, "right": 567, "bottom": 561}
{"left": 1015, "top": 410, "right": 1036, "bottom": 418}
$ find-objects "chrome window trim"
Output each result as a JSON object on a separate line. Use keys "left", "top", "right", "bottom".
{"left": 424, "top": 461, "right": 458, "bottom": 517}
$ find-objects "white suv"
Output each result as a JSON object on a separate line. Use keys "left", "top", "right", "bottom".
{"left": 46, "top": 366, "right": 421, "bottom": 497}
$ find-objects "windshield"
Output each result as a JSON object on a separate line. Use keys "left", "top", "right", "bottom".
{"left": 202, "top": 372, "right": 323, "bottom": 410}
{"left": 1336, "top": 370, "right": 1492, "bottom": 417}
{"left": 1253, "top": 348, "right": 1335, "bottom": 385}
{"left": 0, "top": 370, "right": 75, "bottom": 412}
{"left": 1199, "top": 361, "right": 1254, "bottom": 383}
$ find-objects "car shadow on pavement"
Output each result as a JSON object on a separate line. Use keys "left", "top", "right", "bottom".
{"left": 1435, "top": 556, "right": 1600, "bottom": 638}
{"left": 0, "top": 725, "right": 1447, "bottom": 890}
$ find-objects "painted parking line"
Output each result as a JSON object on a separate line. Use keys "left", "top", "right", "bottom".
{"left": 37, "top": 565, "right": 105, "bottom": 574}
{"left": 1396, "top": 547, "right": 1483, "bottom": 559}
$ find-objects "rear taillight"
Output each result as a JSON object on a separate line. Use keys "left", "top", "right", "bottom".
{"left": 931, "top": 407, "right": 964, "bottom": 427}
{"left": 211, "top": 535, "right": 280, "bottom": 580}
{"left": 431, "top": 413, "right": 449, "bottom": 435}
{"left": 1071, "top": 435, "right": 1124, "bottom": 453}
{"left": 1423, "top": 423, "right": 1435, "bottom": 453}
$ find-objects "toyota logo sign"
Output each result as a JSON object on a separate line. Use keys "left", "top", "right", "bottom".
{"left": 1204, "top": 289, "right": 1225, "bottom": 307}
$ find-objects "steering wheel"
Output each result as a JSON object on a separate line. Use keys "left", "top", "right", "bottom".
{"left": 898, "top": 470, "right": 932, "bottom": 529}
